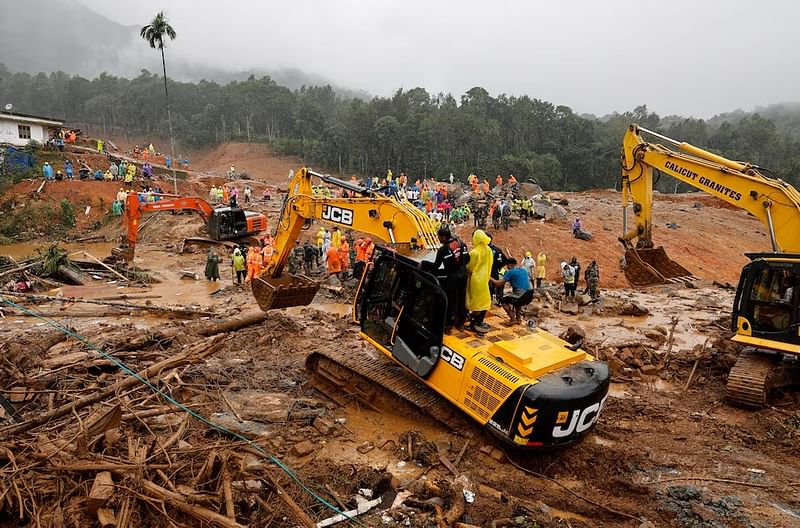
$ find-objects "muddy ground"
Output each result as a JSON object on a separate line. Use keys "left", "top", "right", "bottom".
{"left": 0, "top": 148, "right": 798, "bottom": 527}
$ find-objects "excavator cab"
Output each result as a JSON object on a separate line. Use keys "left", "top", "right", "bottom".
{"left": 207, "top": 208, "right": 266, "bottom": 240}
{"left": 360, "top": 249, "right": 447, "bottom": 378}
{"left": 732, "top": 255, "right": 800, "bottom": 348}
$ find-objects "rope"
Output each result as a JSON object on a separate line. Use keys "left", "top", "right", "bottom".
{"left": 0, "top": 296, "right": 367, "bottom": 527}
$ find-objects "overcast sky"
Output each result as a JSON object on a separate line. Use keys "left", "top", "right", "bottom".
{"left": 76, "top": 0, "right": 799, "bottom": 118}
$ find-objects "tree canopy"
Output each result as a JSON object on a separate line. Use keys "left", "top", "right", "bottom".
{"left": 2, "top": 64, "right": 799, "bottom": 190}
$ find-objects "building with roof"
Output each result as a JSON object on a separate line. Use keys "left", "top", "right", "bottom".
{"left": 0, "top": 111, "right": 64, "bottom": 147}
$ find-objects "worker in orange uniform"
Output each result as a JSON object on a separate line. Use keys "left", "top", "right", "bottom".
{"left": 326, "top": 243, "right": 342, "bottom": 279}
{"left": 245, "top": 246, "right": 261, "bottom": 282}
{"left": 222, "top": 185, "right": 230, "bottom": 205}
{"left": 508, "top": 174, "right": 517, "bottom": 185}
{"left": 261, "top": 237, "right": 274, "bottom": 268}
{"left": 483, "top": 180, "right": 490, "bottom": 194}
{"left": 339, "top": 238, "right": 350, "bottom": 277}
{"left": 495, "top": 174, "right": 502, "bottom": 187}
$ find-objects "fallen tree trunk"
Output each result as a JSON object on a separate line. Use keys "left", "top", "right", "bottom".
{"left": 0, "top": 335, "right": 226, "bottom": 438}
{"left": 58, "top": 265, "right": 92, "bottom": 285}
{"left": 140, "top": 480, "right": 247, "bottom": 528}
{"left": 0, "top": 291, "right": 216, "bottom": 317}
{"left": 4, "top": 328, "right": 68, "bottom": 364}
{"left": 199, "top": 312, "right": 268, "bottom": 336}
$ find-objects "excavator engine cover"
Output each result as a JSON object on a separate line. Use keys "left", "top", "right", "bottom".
{"left": 252, "top": 274, "right": 320, "bottom": 310}
{"left": 623, "top": 247, "right": 694, "bottom": 287}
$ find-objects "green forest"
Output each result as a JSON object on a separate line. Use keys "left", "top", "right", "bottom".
{"left": 2, "top": 64, "right": 800, "bottom": 191}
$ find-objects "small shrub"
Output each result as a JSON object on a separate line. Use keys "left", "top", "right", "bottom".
{"left": 60, "top": 199, "right": 76, "bottom": 228}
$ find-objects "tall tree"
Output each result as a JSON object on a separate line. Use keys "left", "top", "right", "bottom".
{"left": 140, "top": 11, "right": 178, "bottom": 193}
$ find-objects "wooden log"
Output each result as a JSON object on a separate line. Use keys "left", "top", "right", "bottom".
{"left": 76, "top": 251, "right": 130, "bottom": 282}
{"left": 198, "top": 312, "right": 268, "bottom": 336}
{"left": 140, "top": 480, "right": 246, "bottom": 528}
{"left": 97, "top": 508, "right": 117, "bottom": 528}
{"left": 5, "top": 329, "right": 67, "bottom": 364}
{"left": 0, "top": 260, "right": 41, "bottom": 279}
{"left": 87, "top": 471, "right": 114, "bottom": 514}
{"left": 0, "top": 335, "right": 226, "bottom": 438}
{"left": 58, "top": 265, "right": 92, "bottom": 285}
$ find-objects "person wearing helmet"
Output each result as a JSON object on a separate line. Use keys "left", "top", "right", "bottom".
{"left": 421, "top": 225, "right": 470, "bottom": 331}
{"left": 521, "top": 251, "right": 536, "bottom": 283}
{"left": 42, "top": 162, "right": 54, "bottom": 180}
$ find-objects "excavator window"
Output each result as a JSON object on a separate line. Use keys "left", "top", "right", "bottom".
{"left": 746, "top": 266, "right": 796, "bottom": 334}
{"left": 361, "top": 254, "right": 446, "bottom": 378}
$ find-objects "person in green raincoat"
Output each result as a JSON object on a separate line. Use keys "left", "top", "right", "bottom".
{"left": 205, "top": 248, "right": 220, "bottom": 281}
{"left": 466, "top": 229, "right": 493, "bottom": 333}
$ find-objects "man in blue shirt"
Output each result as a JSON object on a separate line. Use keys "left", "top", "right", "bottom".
{"left": 490, "top": 258, "right": 534, "bottom": 326}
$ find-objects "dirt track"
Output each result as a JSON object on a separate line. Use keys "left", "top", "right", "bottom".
{"left": 0, "top": 146, "right": 798, "bottom": 527}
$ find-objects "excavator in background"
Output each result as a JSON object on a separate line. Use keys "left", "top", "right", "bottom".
{"left": 112, "top": 193, "right": 268, "bottom": 262}
{"left": 252, "top": 167, "right": 610, "bottom": 450}
{"left": 621, "top": 124, "right": 800, "bottom": 406}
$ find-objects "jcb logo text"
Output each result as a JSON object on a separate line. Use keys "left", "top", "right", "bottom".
{"left": 321, "top": 205, "right": 354, "bottom": 226}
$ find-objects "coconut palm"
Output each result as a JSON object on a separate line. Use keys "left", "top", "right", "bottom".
{"left": 140, "top": 11, "right": 178, "bottom": 194}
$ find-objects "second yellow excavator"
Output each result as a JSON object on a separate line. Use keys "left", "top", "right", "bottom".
{"left": 621, "top": 125, "right": 800, "bottom": 406}
{"left": 252, "top": 168, "right": 610, "bottom": 450}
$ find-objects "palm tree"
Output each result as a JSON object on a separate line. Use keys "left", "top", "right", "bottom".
{"left": 140, "top": 11, "right": 178, "bottom": 194}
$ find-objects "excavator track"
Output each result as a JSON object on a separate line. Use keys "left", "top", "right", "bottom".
{"left": 306, "top": 345, "right": 473, "bottom": 432}
{"left": 726, "top": 350, "right": 800, "bottom": 408}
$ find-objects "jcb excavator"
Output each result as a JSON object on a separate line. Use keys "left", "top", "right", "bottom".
{"left": 252, "top": 167, "right": 609, "bottom": 449}
{"left": 621, "top": 124, "right": 800, "bottom": 406}
{"left": 113, "top": 192, "right": 268, "bottom": 262}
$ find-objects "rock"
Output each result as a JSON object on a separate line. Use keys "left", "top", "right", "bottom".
{"left": 607, "top": 357, "right": 626, "bottom": 374}
{"left": 654, "top": 325, "right": 668, "bottom": 335}
{"left": 291, "top": 440, "right": 316, "bottom": 457}
{"left": 621, "top": 302, "right": 649, "bottom": 316}
{"left": 479, "top": 445, "right": 494, "bottom": 456}
{"left": 560, "top": 303, "right": 580, "bottom": 315}
{"left": 577, "top": 293, "right": 593, "bottom": 306}
{"left": 643, "top": 329, "right": 666, "bottom": 345}
{"left": 559, "top": 324, "right": 585, "bottom": 344}
{"left": 313, "top": 416, "right": 335, "bottom": 435}
{"left": 489, "top": 447, "right": 506, "bottom": 463}
{"left": 638, "top": 522, "right": 656, "bottom": 528}
{"left": 517, "top": 182, "right": 543, "bottom": 196}
{"left": 544, "top": 204, "right": 567, "bottom": 221}
{"left": 640, "top": 364, "right": 660, "bottom": 375}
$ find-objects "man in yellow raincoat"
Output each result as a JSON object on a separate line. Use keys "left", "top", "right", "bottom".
{"left": 536, "top": 251, "right": 547, "bottom": 290}
{"left": 466, "top": 229, "right": 493, "bottom": 333}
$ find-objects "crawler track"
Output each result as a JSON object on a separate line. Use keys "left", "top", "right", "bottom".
{"left": 306, "top": 345, "right": 473, "bottom": 432}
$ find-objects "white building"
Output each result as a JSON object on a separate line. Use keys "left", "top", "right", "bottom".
{"left": 0, "top": 111, "right": 64, "bottom": 147}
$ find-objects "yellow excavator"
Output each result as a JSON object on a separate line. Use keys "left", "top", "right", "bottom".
{"left": 252, "top": 167, "right": 610, "bottom": 449}
{"left": 621, "top": 124, "right": 800, "bottom": 406}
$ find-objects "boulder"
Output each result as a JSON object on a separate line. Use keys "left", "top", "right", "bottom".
{"left": 643, "top": 329, "right": 666, "bottom": 345}
{"left": 517, "top": 182, "right": 543, "bottom": 196}
{"left": 560, "top": 303, "right": 580, "bottom": 315}
{"left": 577, "top": 294, "right": 593, "bottom": 306}
{"left": 544, "top": 204, "right": 568, "bottom": 221}
{"left": 621, "top": 302, "right": 649, "bottom": 316}
{"left": 291, "top": 440, "right": 317, "bottom": 457}
{"left": 559, "top": 325, "right": 585, "bottom": 344}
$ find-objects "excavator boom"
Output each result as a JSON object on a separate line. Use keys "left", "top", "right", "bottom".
{"left": 621, "top": 124, "right": 800, "bottom": 285}
{"left": 252, "top": 167, "right": 439, "bottom": 310}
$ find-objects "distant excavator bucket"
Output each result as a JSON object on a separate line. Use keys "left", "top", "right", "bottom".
{"left": 252, "top": 274, "right": 320, "bottom": 311}
{"left": 623, "top": 247, "right": 695, "bottom": 287}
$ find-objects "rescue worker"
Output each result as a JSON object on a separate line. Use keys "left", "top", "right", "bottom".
{"left": 561, "top": 261, "right": 576, "bottom": 299}
{"left": 303, "top": 241, "right": 317, "bottom": 274}
{"left": 331, "top": 226, "right": 342, "bottom": 250}
{"left": 261, "top": 236, "right": 274, "bottom": 267}
{"left": 232, "top": 248, "right": 246, "bottom": 284}
{"left": 354, "top": 238, "right": 367, "bottom": 279}
{"left": 42, "top": 162, "right": 54, "bottom": 180}
{"left": 482, "top": 179, "right": 490, "bottom": 194}
{"left": 570, "top": 256, "right": 581, "bottom": 293}
{"left": 495, "top": 174, "right": 502, "bottom": 187}
{"left": 54, "top": 170, "right": 64, "bottom": 181}
{"left": 326, "top": 242, "right": 342, "bottom": 279}
{"left": 288, "top": 241, "right": 304, "bottom": 274}
{"left": 490, "top": 258, "right": 534, "bottom": 326}
{"left": 209, "top": 185, "right": 218, "bottom": 203}
{"left": 521, "top": 251, "right": 536, "bottom": 283}
{"left": 586, "top": 260, "right": 600, "bottom": 299}
{"left": 245, "top": 246, "right": 261, "bottom": 282}
{"left": 97, "top": 139, "right": 104, "bottom": 154}
{"left": 536, "top": 251, "right": 547, "bottom": 289}
{"left": 339, "top": 237, "right": 350, "bottom": 278}
{"left": 422, "top": 225, "right": 469, "bottom": 331}
{"left": 487, "top": 233, "right": 507, "bottom": 305}
{"left": 205, "top": 248, "right": 220, "bottom": 281}
{"left": 466, "top": 229, "right": 493, "bottom": 334}
{"left": 244, "top": 185, "right": 252, "bottom": 203}
{"left": 316, "top": 227, "right": 325, "bottom": 266}
{"left": 65, "top": 160, "right": 74, "bottom": 180}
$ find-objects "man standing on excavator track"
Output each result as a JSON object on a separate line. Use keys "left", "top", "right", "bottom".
{"left": 421, "top": 225, "right": 469, "bottom": 331}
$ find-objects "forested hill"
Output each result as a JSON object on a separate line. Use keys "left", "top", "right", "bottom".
{"left": 2, "top": 66, "right": 799, "bottom": 191}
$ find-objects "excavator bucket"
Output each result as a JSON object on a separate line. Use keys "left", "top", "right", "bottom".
{"left": 251, "top": 274, "right": 320, "bottom": 311}
{"left": 623, "top": 247, "right": 695, "bottom": 287}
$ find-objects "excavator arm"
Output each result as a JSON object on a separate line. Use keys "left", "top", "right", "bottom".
{"left": 253, "top": 167, "right": 441, "bottom": 310}
{"left": 622, "top": 124, "right": 800, "bottom": 253}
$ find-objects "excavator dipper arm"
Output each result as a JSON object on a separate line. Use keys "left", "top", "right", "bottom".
{"left": 253, "top": 167, "right": 440, "bottom": 310}
{"left": 622, "top": 124, "right": 800, "bottom": 253}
